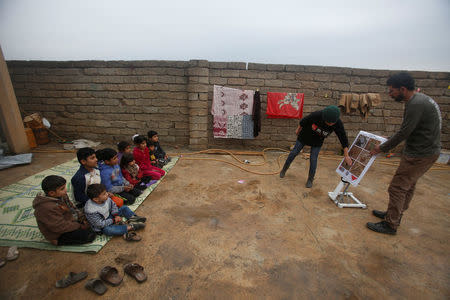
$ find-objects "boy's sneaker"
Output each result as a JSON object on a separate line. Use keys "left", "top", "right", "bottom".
{"left": 130, "top": 223, "right": 146, "bottom": 231}
{"left": 127, "top": 215, "right": 147, "bottom": 223}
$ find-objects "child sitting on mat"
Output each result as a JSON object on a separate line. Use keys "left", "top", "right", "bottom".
{"left": 147, "top": 130, "right": 171, "bottom": 166}
{"left": 96, "top": 148, "right": 141, "bottom": 205}
{"left": 133, "top": 135, "right": 166, "bottom": 180}
{"left": 33, "top": 175, "right": 96, "bottom": 246}
{"left": 120, "top": 153, "right": 155, "bottom": 190}
{"left": 117, "top": 141, "right": 132, "bottom": 165}
{"left": 71, "top": 147, "right": 101, "bottom": 208}
{"left": 84, "top": 184, "right": 146, "bottom": 241}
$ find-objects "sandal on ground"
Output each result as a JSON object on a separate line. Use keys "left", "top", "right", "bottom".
{"left": 6, "top": 246, "right": 19, "bottom": 261}
{"left": 55, "top": 271, "right": 88, "bottom": 288}
{"left": 99, "top": 266, "right": 123, "bottom": 286}
{"left": 85, "top": 278, "right": 107, "bottom": 295}
{"left": 124, "top": 263, "right": 147, "bottom": 283}
{"left": 123, "top": 232, "right": 141, "bottom": 242}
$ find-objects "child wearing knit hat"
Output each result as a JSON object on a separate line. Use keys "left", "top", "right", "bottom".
{"left": 280, "top": 105, "right": 352, "bottom": 188}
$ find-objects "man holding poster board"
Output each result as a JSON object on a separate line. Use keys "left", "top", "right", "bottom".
{"left": 367, "top": 72, "right": 441, "bottom": 235}
{"left": 336, "top": 131, "right": 387, "bottom": 186}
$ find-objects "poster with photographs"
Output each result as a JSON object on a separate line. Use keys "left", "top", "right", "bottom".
{"left": 336, "top": 131, "right": 387, "bottom": 186}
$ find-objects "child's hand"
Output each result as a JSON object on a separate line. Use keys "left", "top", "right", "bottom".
{"left": 80, "top": 222, "right": 90, "bottom": 230}
{"left": 164, "top": 155, "right": 168, "bottom": 159}
{"left": 123, "top": 186, "right": 132, "bottom": 192}
{"left": 108, "top": 192, "right": 114, "bottom": 198}
{"left": 114, "top": 216, "right": 122, "bottom": 223}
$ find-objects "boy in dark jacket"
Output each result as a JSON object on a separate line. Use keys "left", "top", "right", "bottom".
{"left": 147, "top": 130, "right": 171, "bottom": 166}
{"left": 33, "top": 175, "right": 96, "bottom": 245}
{"left": 71, "top": 147, "right": 101, "bottom": 208}
{"left": 279, "top": 105, "right": 352, "bottom": 188}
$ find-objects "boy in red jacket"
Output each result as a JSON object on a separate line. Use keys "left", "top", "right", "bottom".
{"left": 132, "top": 135, "right": 165, "bottom": 180}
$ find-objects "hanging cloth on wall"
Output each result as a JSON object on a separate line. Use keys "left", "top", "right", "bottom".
{"left": 252, "top": 91, "right": 261, "bottom": 137}
{"left": 266, "top": 92, "right": 304, "bottom": 119}
{"left": 338, "top": 93, "right": 382, "bottom": 120}
{"left": 212, "top": 85, "right": 255, "bottom": 139}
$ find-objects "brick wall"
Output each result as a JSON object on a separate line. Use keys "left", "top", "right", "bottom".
{"left": 6, "top": 60, "right": 450, "bottom": 151}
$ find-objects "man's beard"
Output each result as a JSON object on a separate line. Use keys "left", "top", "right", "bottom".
{"left": 394, "top": 93, "right": 405, "bottom": 102}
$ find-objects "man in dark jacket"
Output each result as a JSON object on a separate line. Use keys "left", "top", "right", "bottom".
{"left": 280, "top": 105, "right": 352, "bottom": 188}
{"left": 367, "top": 72, "right": 441, "bottom": 235}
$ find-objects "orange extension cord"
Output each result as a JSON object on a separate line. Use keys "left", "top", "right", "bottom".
{"left": 170, "top": 148, "right": 450, "bottom": 175}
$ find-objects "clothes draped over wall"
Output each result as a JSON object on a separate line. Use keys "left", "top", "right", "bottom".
{"left": 252, "top": 91, "right": 261, "bottom": 137}
{"left": 266, "top": 92, "right": 304, "bottom": 119}
{"left": 212, "top": 85, "right": 255, "bottom": 139}
{"left": 339, "top": 93, "right": 381, "bottom": 120}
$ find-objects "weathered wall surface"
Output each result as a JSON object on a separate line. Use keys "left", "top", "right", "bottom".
{"left": 6, "top": 60, "right": 449, "bottom": 151}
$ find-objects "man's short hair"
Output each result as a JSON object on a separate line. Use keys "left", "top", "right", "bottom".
{"left": 76, "top": 147, "right": 95, "bottom": 163}
{"left": 86, "top": 183, "right": 106, "bottom": 199}
{"left": 42, "top": 175, "right": 66, "bottom": 195}
{"left": 386, "top": 72, "right": 415, "bottom": 91}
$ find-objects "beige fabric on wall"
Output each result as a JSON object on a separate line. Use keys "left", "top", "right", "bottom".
{"left": 338, "top": 93, "right": 382, "bottom": 120}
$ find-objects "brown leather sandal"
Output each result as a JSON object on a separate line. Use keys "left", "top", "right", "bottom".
{"left": 124, "top": 263, "right": 147, "bottom": 283}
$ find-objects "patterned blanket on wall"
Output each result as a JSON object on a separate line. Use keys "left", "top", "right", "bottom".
{"left": 0, "top": 157, "right": 178, "bottom": 253}
{"left": 212, "top": 85, "right": 255, "bottom": 139}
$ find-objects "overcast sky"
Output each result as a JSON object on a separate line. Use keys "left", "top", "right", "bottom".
{"left": 0, "top": 0, "right": 449, "bottom": 71}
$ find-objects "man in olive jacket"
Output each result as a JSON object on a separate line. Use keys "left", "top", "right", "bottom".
{"left": 368, "top": 72, "right": 441, "bottom": 235}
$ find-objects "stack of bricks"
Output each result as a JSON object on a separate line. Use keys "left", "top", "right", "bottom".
{"left": 7, "top": 60, "right": 449, "bottom": 152}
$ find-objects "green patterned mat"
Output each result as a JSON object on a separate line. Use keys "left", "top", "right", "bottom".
{"left": 0, "top": 157, "right": 178, "bottom": 253}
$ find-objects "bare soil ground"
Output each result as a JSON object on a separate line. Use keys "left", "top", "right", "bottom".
{"left": 0, "top": 145, "right": 449, "bottom": 299}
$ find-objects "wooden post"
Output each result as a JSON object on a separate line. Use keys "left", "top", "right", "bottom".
{"left": 0, "top": 45, "right": 30, "bottom": 153}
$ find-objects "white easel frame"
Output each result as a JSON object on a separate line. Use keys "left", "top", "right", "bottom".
{"left": 328, "top": 180, "right": 367, "bottom": 209}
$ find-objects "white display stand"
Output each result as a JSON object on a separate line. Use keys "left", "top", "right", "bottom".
{"left": 329, "top": 131, "right": 386, "bottom": 208}
{"left": 328, "top": 179, "right": 366, "bottom": 209}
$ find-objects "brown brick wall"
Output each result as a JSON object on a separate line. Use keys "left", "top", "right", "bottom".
{"left": 6, "top": 60, "right": 450, "bottom": 152}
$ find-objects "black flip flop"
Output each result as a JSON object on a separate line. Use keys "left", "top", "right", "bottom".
{"left": 85, "top": 278, "right": 107, "bottom": 295}
{"left": 55, "top": 271, "right": 88, "bottom": 288}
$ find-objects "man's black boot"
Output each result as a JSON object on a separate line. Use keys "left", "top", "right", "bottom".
{"left": 372, "top": 210, "right": 387, "bottom": 219}
{"left": 279, "top": 163, "right": 290, "bottom": 178}
{"left": 366, "top": 221, "right": 397, "bottom": 235}
{"left": 305, "top": 177, "right": 314, "bottom": 188}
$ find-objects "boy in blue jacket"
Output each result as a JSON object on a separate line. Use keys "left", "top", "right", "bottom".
{"left": 96, "top": 148, "right": 141, "bottom": 205}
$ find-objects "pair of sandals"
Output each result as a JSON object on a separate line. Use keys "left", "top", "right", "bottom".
{"left": 0, "top": 246, "right": 19, "bottom": 268}
{"left": 122, "top": 216, "right": 147, "bottom": 241}
{"left": 85, "top": 264, "right": 147, "bottom": 295}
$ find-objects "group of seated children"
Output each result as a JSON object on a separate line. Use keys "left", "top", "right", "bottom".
{"left": 33, "top": 130, "right": 170, "bottom": 245}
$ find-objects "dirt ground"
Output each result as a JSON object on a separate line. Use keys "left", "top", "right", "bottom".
{"left": 0, "top": 144, "right": 449, "bottom": 299}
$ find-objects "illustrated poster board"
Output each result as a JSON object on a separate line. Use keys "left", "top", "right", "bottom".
{"left": 336, "top": 131, "right": 386, "bottom": 186}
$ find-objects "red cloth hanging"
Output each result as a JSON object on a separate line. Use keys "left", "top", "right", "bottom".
{"left": 266, "top": 92, "right": 304, "bottom": 119}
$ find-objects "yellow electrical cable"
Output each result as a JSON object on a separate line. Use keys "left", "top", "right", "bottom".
{"left": 171, "top": 148, "right": 290, "bottom": 175}
{"left": 168, "top": 148, "right": 450, "bottom": 174}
